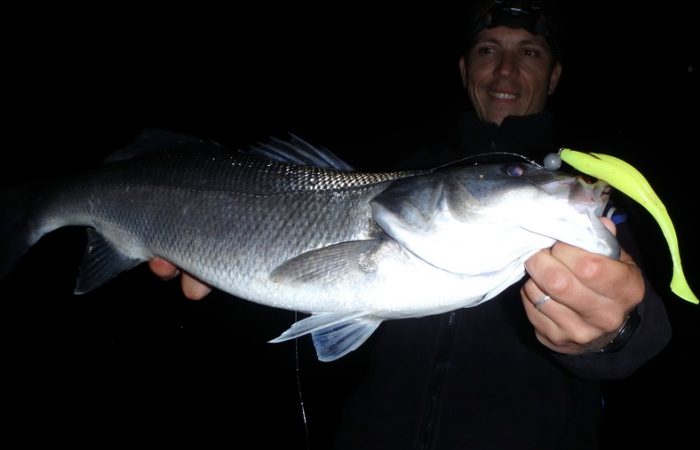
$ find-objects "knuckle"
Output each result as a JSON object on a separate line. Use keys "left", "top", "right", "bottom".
{"left": 624, "top": 271, "right": 645, "bottom": 303}
{"left": 574, "top": 253, "right": 606, "bottom": 282}
{"left": 596, "top": 313, "right": 624, "bottom": 334}
{"left": 524, "top": 250, "right": 544, "bottom": 272}
{"left": 569, "top": 328, "right": 598, "bottom": 346}
{"left": 546, "top": 329, "right": 571, "bottom": 347}
{"left": 551, "top": 336, "right": 576, "bottom": 348}
{"left": 543, "top": 268, "right": 573, "bottom": 297}
{"left": 568, "top": 334, "right": 587, "bottom": 346}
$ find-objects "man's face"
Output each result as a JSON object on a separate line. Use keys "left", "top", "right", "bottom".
{"left": 459, "top": 26, "right": 562, "bottom": 126}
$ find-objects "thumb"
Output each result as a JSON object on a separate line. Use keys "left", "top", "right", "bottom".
{"left": 600, "top": 216, "right": 617, "bottom": 236}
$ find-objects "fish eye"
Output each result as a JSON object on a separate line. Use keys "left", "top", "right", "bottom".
{"left": 505, "top": 163, "right": 525, "bottom": 177}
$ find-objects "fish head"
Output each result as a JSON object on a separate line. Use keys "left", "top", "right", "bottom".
{"left": 443, "top": 161, "right": 612, "bottom": 217}
{"left": 443, "top": 161, "right": 621, "bottom": 259}
{"left": 371, "top": 161, "right": 620, "bottom": 275}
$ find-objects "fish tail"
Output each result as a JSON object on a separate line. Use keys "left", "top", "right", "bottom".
{"left": 0, "top": 183, "right": 47, "bottom": 281}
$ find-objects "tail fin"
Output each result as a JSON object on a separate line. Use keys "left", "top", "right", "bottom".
{"left": 0, "top": 184, "right": 44, "bottom": 281}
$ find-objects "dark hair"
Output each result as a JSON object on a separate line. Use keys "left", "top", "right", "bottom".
{"left": 464, "top": 0, "right": 562, "bottom": 61}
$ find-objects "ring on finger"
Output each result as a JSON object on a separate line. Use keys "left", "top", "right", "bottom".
{"left": 534, "top": 294, "right": 551, "bottom": 310}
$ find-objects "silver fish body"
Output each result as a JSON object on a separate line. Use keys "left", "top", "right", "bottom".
{"left": 1, "top": 135, "right": 619, "bottom": 361}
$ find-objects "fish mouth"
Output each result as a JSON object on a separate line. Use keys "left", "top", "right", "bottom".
{"left": 537, "top": 174, "right": 611, "bottom": 215}
{"left": 570, "top": 176, "right": 611, "bottom": 216}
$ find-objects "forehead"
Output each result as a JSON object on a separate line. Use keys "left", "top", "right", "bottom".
{"left": 472, "top": 26, "right": 552, "bottom": 50}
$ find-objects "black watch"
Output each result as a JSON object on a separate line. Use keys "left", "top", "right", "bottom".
{"left": 594, "top": 307, "right": 641, "bottom": 354}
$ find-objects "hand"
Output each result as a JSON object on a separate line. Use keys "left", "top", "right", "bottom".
{"left": 148, "top": 257, "right": 212, "bottom": 300}
{"left": 521, "top": 217, "right": 645, "bottom": 354}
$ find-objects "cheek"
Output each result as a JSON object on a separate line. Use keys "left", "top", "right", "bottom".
{"left": 466, "top": 61, "right": 489, "bottom": 84}
{"left": 538, "top": 78, "right": 553, "bottom": 102}
{"left": 534, "top": 65, "right": 555, "bottom": 91}
{"left": 467, "top": 64, "right": 493, "bottom": 90}
{"left": 465, "top": 71, "right": 482, "bottom": 101}
{"left": 467, "top": 79, "right": 479, "bottom": 101}
{"left": 524, "top": 71, "right": 552, "bottom": 103}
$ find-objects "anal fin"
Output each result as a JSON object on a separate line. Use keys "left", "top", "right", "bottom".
{"left": 269, "top": 311, "right": 382, "bottom": 362}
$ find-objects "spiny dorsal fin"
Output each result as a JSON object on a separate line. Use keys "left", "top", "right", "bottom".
{"left": 247, "top": 133, "right": 354, "bottom": 171}
{"left": 104, "top": 129, "right": 225, "bottom": 163}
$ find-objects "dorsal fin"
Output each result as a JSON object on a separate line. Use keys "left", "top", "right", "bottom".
{"left": 104, "top": 128, "right": 225, "bottom": 163}
{"left": 246, "top": 133, "right": 354, "bottom": 171}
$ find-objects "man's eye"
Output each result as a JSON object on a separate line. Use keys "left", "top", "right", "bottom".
{"left": 523, "top": 48, "right": 541, "bottom": 57}
{"left": 477, "top": 46, "right": 495, "bottom": 55}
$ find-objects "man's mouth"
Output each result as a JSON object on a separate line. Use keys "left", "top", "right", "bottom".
{"left": 488, "top": 90, "right": 517, "bottom": 100}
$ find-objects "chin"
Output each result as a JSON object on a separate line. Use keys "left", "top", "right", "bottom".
{"left": 484, "top": 113, "right": 510, "bottom": 126}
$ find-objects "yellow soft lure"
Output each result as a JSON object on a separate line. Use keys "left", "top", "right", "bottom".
{"left": 559, "top": 148, "right": 697, "bottom": 304}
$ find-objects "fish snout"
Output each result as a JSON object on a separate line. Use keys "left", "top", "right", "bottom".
{"left": 571, "top": 177, "right": 611, "bottom": 216}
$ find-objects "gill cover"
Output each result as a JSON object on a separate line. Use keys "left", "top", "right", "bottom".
{"left": 559, "top": 148, "right": 698, "bottom": 304}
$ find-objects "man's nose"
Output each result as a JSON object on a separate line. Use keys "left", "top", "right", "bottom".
{"left": 495, "top": 53, "right": 518, "bottom": 78}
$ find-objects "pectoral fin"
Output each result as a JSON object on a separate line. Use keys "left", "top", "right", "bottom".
{"left": 270, "top": 239, "right": 384, "bottom": 284}
{"left": 269, "top": 311, "right": 382, "bottom": 361}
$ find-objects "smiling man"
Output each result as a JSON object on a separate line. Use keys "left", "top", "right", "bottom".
{"left": 461, "top": 24, "right": 561, "bottom": 125}
{"left": 147, "top": 1, "right": 672, "bottom": 449}
{"left": 331, "top": 2, "right": 671, "bottom": 449}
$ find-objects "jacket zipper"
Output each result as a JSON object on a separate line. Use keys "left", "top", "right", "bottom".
{"left": 417, "top": 311, "right": 457, "bottom": 450}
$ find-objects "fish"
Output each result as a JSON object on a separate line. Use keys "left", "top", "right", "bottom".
{"left": 0, "top": 130, "right": 619, "bottom": 361}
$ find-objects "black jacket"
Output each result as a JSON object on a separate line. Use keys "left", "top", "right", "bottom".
{"left": 331, "top": 111, "right": 671, "bottom": 450}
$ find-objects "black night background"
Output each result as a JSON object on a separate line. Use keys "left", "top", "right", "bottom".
{"left": 2, "top": 1, "right": 697, "bottom": 448}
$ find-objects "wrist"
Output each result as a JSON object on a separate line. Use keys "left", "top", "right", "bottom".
{"left": 590, "top": 307, "right": 641, "bottom": 354}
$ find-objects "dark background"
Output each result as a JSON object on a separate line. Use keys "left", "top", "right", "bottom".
{"left": 2, "top": 1, "right": 697, "bottom": 448}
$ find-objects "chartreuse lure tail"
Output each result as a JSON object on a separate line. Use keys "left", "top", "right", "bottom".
{"left": 559, "top": 148, "right": 698, "bottom": 304}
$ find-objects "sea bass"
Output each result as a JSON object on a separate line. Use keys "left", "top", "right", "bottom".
{"left": 0, "top": 131, "right": 619, "bottom": 361}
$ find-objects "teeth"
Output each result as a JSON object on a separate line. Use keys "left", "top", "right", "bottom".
{"left": 490, "top": 91, "right": 516, "bottom": 100}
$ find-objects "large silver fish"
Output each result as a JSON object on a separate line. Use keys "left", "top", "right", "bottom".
{"left": 0, "top": 130, "right": 619, "bottom": 361}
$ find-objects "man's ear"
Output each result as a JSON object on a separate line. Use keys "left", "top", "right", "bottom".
{"left": 548, "top": 62, "right": 562, "bottom": 95}
{"left": 458, "top": 55, "right": 468, "bottom": 88}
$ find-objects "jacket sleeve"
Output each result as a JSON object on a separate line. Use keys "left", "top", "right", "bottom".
{"left": 549, "top": 199, "right": 672, "bottom": 380}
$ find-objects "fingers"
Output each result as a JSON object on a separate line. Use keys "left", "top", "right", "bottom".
{"left": 181, "top": 273, "right": 212, "bottom": 301}
{"left": 554, "top": 244, "right": 643, "bottom": 312}
{"left": 521, "top": 281, "right": 616, "bottom": 354}
{"left": 521, "top": 224, "right": 646, "bottom": 353}
{"left": 524, "top": 247, "right": 605, "bottom": 318}
{"left": 148, "top": 257, "right": 211, "bottom": 301}
{"left": 148, "top": 257, "right": 180, "bottom": 280}
{"left": 526, "top": 242, "right": 643, "bottom": 318}
{"left": 599, "top": 216, "right": 616, "bottom": 235}
{"left": 561, "top": 217, "right": 643, "bottom": 304}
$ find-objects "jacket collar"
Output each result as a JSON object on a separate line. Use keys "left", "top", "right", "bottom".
{"left": 458, "top": 110, "right": 554, "bottom": 160}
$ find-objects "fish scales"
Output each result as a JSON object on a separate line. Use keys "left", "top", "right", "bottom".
{"left": 1, "top": 134, "right": 619, "bottom": 361}
{"left": 32, "top": 149, "right": 419, "bottom": 304}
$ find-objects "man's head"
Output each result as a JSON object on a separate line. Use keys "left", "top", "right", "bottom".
{"left": 459, "top": 0, "right": 562, "bottom": 125}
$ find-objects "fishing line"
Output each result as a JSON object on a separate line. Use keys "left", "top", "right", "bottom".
{"left": 432, "top": 151, "right": 545, "bottom": 171}
{"left": 294, "top": 310, "right": 312, "bottom": 450}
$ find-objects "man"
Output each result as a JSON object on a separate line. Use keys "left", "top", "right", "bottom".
{"left": 150, "top": 1, "right": 671, "bottom": 448}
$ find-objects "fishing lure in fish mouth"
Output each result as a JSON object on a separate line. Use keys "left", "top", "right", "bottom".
{"left": 552, "top": 148, "right": 698, "bottom": 304}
